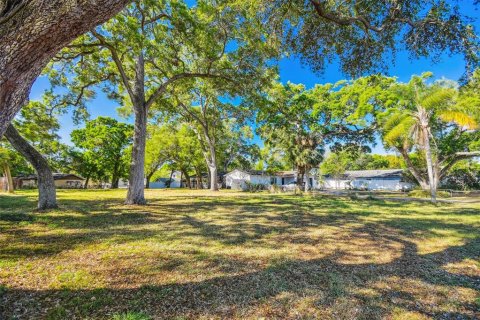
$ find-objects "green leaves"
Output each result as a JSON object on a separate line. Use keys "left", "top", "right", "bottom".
{"left": 71, "top": 117, "right": 133, "bottom": 185}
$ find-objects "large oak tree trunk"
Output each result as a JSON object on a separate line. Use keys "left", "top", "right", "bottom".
{"left": 126, "top": 104, "right": 147, "bottom": 204}
{"left": 4, "top": 124, "right": 57, "bottom": 209}
{"left": 0, "top": 0, "right": 131, "bottom": 137}
{"left": 125, "top": 54, "right": 147, "bottom": 205}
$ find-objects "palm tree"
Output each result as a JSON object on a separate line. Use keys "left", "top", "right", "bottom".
{"left": 380, "top": 74, "right": 478, "bottom": 203}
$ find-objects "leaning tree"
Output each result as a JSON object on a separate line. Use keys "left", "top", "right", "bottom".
{"left": 0, "top": 0, "right": 131, "bottom": 137}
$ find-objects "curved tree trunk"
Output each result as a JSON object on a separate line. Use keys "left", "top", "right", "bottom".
{"left": 398, "top": 147, "right": 429, "bottom": 189}
{"left": 3, "top": 163, "right": 14, "bottom": 193}
{"left": 84, "top": 176, "right": 90, "bottom": 189}
{"left": 145, "top": 172, "right": 155, "bottom": 189}
{"left": 4, "top": 124, "right": 57, "bottom": 209}
{"left": 0, "top": 0, "right": 131, "bottom": 137}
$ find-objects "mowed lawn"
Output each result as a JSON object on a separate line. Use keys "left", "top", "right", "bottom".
{"left": 0, "top": 189, "right": 479, "bottom": 320}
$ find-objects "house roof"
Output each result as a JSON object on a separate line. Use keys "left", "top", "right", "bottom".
{"left": 227, "top": 168, "right": 405, "bottom": 180}
{"left": 226, "top": 169, "right": 270, "bottom": 176}
{"left": 18, "top": 173, "right": 85, "bottom": 181}
{"left": 274, "top": 170, "right": 296, "bottom": 177}
{"left": 333, "top": 169, "right": 404, "bottom": 179}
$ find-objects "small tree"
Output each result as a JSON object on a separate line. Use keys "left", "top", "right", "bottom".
{"left": 320, "top": 151, "right": 349, "bottom": 189}
{"left": 71, "top": 117, "right": 133, "bottom": 189}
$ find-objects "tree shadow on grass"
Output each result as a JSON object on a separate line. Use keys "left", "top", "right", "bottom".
{"left": 1, "top": 236, "right": 478, "bottom": 319}
{"left": 1, "top": 194, "right": 478, "bottom": 259}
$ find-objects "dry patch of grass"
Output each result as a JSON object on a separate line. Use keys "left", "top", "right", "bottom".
{"left": 0, "top": 189, "right": 479, "bottom": 319}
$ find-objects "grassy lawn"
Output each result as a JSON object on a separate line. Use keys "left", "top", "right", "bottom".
{"left": 0, "top": 189, "right": 479, "bottom": 319}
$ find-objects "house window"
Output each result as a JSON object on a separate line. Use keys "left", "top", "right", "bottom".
{"left": 281, "top": 178, "right": 285, "bottom": 185}
{"left": 309, "top": 178, "right": 313, "bottom": 186}
{"left": 270, "top": 177, "right": 276, "bottom": 184}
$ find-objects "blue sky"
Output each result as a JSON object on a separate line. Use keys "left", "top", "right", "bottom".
{"left": 29, "top": 1, "right": 479, "bottom": 155}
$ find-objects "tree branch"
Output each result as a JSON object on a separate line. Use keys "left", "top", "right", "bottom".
{"left": 90, "top": 29, "right": 135, "bottom": 100}
{"left": 144, "top": 72, "right": 228, "bottom": 110}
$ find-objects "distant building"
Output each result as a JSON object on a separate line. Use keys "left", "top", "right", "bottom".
{"left": 150, "top": 171, "right": 183, "bottom": 188}
{"left": 17, "top": 173, "right": 85, "bottom": 189}
{"left": 225, "top": 169, "right": 272, "bottom": 190}
{"left": 321, "top": 169, "right": 413, "bottom": 191}
{"left": 225, "top": 168, "right": 413, "bottom": 191}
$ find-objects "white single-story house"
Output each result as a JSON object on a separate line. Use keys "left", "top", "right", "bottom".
{"left": 225, "top": 169, "right": 320, "bottom": 190}
{"left": 226, "top": 169, "right": 413, "bottom": 191}
{"left": 225, "top": 169, "right": 272, "bottom": 190}
{"left": 321, "top": 169, "right": 413, "bottom": 191}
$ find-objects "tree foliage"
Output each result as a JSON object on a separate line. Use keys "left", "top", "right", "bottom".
{"left": 71, "top": 117, "right": 133, "bottom": 188}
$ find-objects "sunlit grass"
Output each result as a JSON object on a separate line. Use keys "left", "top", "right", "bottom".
{"left": 0, "top": 189, "right": 478, "bottom": 319}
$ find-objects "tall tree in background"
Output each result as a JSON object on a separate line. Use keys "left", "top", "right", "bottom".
{"left": 58, "top": 148, "right": 105, "bottom": 189}
{"left": 172, "top": 82, "right": 260, "bottom": 191}
{"left": 71, "top": 117, "right": 133, "bottom": 189}
{"left": 218, "top": 121, "right": 259, "bottom": 173}
{"left": 257, "top": 80, "right": 379, "bottom": 190}
{"left": 144, "top": 125, "right": 172, "bottom": 189}
{"left": 378, "top": 72, "right": 480, "bottom": 202}
{"left": 50, "top": 0, "right": 276, "bottom": 203}
{"left": 0, "top": 0, "right": 130, "bottom": 137}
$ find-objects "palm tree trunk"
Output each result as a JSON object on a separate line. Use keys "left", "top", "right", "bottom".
{"left": 423, "top": 128, "right": 437, "bottom": 203}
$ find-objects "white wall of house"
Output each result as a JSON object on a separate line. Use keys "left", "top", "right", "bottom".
{"left": 250, "top": 175, "right": 271, "bottom": 185}
{"left": 320, "top": 178, "right": 351, "bottom": 190}
{"left": 226, "top": 170, "right": 271, "bottom": 190}
{"left": 351, "top": 178, "right": 413, "bottom": 191}
{"left": 321, "top": 177, "right": 412, "bottom": 191}
{"left": 150, "top": 171, "right": 183, "bottom": 189}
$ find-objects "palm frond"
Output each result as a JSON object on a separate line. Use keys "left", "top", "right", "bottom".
{"left": 438, "top": 111, "right": 478, "bottom": 129}
{"left": 383, "top": 116, "right": 416, "bottom": 146}
{"left": 419, "top": 88, "right": 455, "bottom": 110}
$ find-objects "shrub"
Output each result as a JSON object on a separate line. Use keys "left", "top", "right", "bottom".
{"left": 408, "top": 189, "right": 451, "bottom": 198}
{"left": 269, "top": 184, "right": 282, "bottom": 193}
{"left": 244, "top": 181, "right": 265, "bottom": 193}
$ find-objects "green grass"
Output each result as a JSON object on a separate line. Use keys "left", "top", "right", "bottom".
{"left": 0, "top": 189, "right": 479, "bottom": 319}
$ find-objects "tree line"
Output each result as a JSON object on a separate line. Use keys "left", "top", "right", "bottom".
{"left": 2, "top": 70, "right": 479, "bottom": 204}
